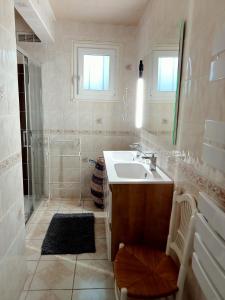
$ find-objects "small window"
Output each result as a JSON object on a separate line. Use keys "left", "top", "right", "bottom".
{"left": 83, "top": 55, "right": 110, "bottom": 91}
{"left": 73, "top": 43, "right": 119, "bottom": 101}
{"left": 157, "top": 57, "right": 178, "bottom": 92}
{"left": 150, "top": 50, "right": 178, "bottom": 101}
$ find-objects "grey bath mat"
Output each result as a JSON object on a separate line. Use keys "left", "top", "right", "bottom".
{"left": 41, "top": 213, "right": 96, "bottom": 255}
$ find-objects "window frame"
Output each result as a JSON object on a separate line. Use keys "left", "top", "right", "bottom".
{"left": 149, "top": 47, "right": 179, "bottom": 103}
{"left": 72, "top": 42, "right": 120, "bottom": 102}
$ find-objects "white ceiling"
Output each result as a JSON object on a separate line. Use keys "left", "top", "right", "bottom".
{"left": 49, "top": 0, "right": 149, "bottom": 25}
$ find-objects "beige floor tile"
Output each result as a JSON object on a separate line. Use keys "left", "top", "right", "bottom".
{"left": 83, "top": 201, "right": 103, "bottom": 212}
{"left": 30, "top": 260, "right": 75, "bottom": 290}
{"left": 29, "top": 211, "right": 56, "bottom": 224}
{"left": 40, "top": 253, "right": 77, "bottom": 262}
{"left": 42, "top": 199, "right": 61, "bottom": 205}
{"left": 38, "top": 200, "right": 61, "bottom": 209}
{"left": 93, "top": 211, "right": 106, "bottom": 223}
{"left": 37, "top": 206, "right": 59, "bottom": 212}
{"left": 95, "top": 223, "right": 106, "bottom": 238}
{"left": 57, "top": 208, "right": 83, "bottom": 214}
{"left": 77, "top": 239, "right": 107, "bottom": 260}
{"left": 72, "top": 289, "right": 115, "bottom": 300}
{"left": 59, "top": 200, "right": 82, "bottom": 210}
{"left": 26, "top": 239, "right": 42, "bottom": 261}
{"left": 24, "top": 261, "right": 38, "bottom": 290}
{"left": 74, "top": 260, "right": 114, "bottom": 289}
{"left": 57, "top": 197, "right": 81, "bottom": 202}
{"left": 26, "top": 290, "right": 72, "bottom": 300}
{"left": 26, "top": 223, "right": 49, "bottom": 240}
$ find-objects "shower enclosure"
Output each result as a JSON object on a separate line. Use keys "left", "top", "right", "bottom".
{"left": 17, "top": 50, "right": 44, "bottom": 223}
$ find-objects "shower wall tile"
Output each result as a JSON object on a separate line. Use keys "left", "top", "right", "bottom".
{"left": 19, "top": 21, "right": 137, "bottom": 133}
{"left": 0, "top": 115, "right": 21, "bottom": 159}
{"left": 19, "top": 21, "right": 137, "bottom": 201}
{"left": 47, "top": 155, "right": 81, "bottom": 169}
{"left": 43, "top": 110, "right": 64, "bottom": 130}
{"left": 48, "top": 167, "right": 81, "bottom": 183}
{"left": 42, "top": 131, "right": 135, "bottom": 198}
{"left": 0, "top": 195, "right": 24, "bottom": 258}
{"left": 0, "top": 1, "right": 26, "bottom": 299}
{"left": 0, "top": 227, "right": 26, "bottom": 300}
{"left": 0, "top": 163, "right": 23, "bottom": 218}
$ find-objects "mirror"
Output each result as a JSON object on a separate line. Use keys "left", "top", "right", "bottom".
{"left": 142, "top": 21, "right": 185, "bottom": 145}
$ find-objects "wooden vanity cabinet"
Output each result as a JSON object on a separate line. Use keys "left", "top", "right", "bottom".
{"left": 104, "top": 181, "right": 174, "bottom": 261}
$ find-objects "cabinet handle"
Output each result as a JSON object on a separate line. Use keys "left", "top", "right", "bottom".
{"left": 109, "top": 222, "right": 112, "bottom": 231}
{"left": 22, "top": 130, "right": 27, "bottom": 147}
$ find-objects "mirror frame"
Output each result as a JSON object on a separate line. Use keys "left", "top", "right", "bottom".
{"left": 172, "top": 20, "right": 186, "bottom": 145}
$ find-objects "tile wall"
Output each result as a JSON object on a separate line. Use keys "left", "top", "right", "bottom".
{"left": 0, "top": 1, "right": 26, "bottom": 299}
{"left": 18, "top": 20, "right": 137, "bottom": 199}
{"left": 137, "top": 0, "right": 225, "bottom": 299}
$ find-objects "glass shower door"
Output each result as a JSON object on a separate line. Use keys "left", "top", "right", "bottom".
{"left": 17, "top": 51, "right": 44, "bottom": 223}
{"left": 28, "top": 61, "right": 44, "bottom": 211}
{"left": 17, "top": 52, "right": 33, "bottom": 222}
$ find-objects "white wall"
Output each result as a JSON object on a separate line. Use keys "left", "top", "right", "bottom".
{"left": 15, "top": 10, "right": 34, "bottom": 33}
{"left": 0, "top": 1, "right": 26, "bottom": 299}
{"left": 15, "top": 0, "right": 55, "bottom": 42}
{"left": 137, "top": 1, "right": 225, "bottom": 299}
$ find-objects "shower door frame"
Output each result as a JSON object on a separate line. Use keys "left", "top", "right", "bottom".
{"left": 17, "top": 47, "right": 43, "bottom": 223}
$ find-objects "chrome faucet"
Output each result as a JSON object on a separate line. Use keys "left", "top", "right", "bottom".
{"left": 141, "top": 153, "right": 157, "bottom": 171}
{"left": 129, "top": 143, "right": 145, "bottom": 158}
{"left": 150, "top": 153, "right": 157, "bottom": 171}
{"left": 129, "top": 143, "right": 157, "bottom": 170}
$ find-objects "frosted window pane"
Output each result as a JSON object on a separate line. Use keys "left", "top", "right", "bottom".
{"left": 157, "top": 57, "right": 178, "bottom": 92}
{"left": 83, "top": 55, "right": 110, "bottom": 91}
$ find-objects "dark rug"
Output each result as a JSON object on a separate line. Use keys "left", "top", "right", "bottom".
{"left": 41, "top": 213, "right": 96, "bottom": 255}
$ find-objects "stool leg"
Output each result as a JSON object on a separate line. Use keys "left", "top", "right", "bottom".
{"left": 114, "top": 280, "right": 120, "bottom": 300}
{"left": 121, "top": 288, "right": 127, "bottom": 300}
{"left": 119, "top": 243, "right": 125, "bottom": 249}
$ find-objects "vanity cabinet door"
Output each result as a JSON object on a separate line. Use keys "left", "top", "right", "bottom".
{"left": 104, "top": 179, "right": 112, "bottom": 222}
{"left": 110, "top": 183, "right": 174, "bottom": 260}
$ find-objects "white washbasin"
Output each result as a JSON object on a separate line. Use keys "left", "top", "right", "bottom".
{"left": 115, "top": 163, "right": 150, "bottom": 179}
{"left": 111, "top": 151, "right": 135, "bottom": 161}
{"left": 103, "top": 151, "right": 173, "bottom": 184}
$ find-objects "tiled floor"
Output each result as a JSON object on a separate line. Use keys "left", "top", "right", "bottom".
{"left": 20, "top": 198, "right": 115, "bottom": 300}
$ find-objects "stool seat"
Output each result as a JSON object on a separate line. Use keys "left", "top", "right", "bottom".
{"left": 114, "top": 245, "right": 179, "bottom": 299}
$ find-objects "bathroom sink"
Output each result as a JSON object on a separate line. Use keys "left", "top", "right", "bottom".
{"left": 114, "top": 163, "right": 150, "bottom": 179}
{"left": 103, "top": 151, "right": 173, "bottom": 184}
{"left": 111, "top": 151, "right": 135, "bottom": 161}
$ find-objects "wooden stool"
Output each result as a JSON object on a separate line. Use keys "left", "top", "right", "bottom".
{"left": 114, "top": 245, "right": 178, "bottom": 299}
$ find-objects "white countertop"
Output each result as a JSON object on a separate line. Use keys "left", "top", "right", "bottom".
{"left": 103, "top": 151, "right": 173, "bottom": 184}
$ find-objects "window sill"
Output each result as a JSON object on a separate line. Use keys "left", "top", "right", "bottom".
{"left": 71, "top": 97, "right": 120, "bottom": 103}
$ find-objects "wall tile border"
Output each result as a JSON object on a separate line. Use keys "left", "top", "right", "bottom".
{"left": 0, "top": 152, "right": 21, "bottom": 176}
{"left": 141, "top": 134, "right": 225, "bottom": 209}
{"left": 175, "top": 159, "right": 225, "bottom": 208}
{"left": 43, "top": 129, "right": 134, "bottom": 136}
